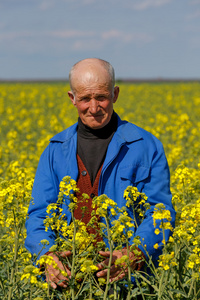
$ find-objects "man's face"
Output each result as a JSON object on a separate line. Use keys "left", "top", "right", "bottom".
{"left": 68, "top": 70, "right": 119, "bottom": 129}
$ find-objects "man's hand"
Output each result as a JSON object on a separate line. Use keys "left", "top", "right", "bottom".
{"left": 45, "top": 251, "right": 71, "bottom": 289}
{"left": 96, "top": 248, "right": 144, "bottom": 282}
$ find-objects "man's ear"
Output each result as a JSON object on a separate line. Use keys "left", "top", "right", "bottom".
{"left": 113, "top": 86, "right": 119, "bottom": 103}
{"left": 68, "top": 91, "right": 76, "bottom": 106}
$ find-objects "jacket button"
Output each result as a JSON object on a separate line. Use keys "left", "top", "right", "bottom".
{"left": 90, "top": 193, "right": 95, "bottom": 199}
{"left": 81, "top": 170, "right": 87, "bottom": 176}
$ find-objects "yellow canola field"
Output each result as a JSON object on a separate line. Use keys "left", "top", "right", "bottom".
{"left": 1, "top": 82, "right": 199, "bottom": 174}
{"left": 0, "top": 82, "right": 200, "bottom": 299}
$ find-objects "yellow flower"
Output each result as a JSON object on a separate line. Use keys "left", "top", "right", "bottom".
{"left": 80, "top": 259, "right": 99, "bottom": 273}
{"left": 188, "top": 261, "right": 195, "bottom": 269}
{"left": 21, "top": 273, "right": 30, "bottom": 280}
{"left": 163, "top": 265, "right": 170, "bottom": 270}
{"left": 110, "top": 208, "right": 117, "bottom": 216}
{"left": 154, "top": 243, "right": 159, "bottom": 249}
{"left": 30, "top": 275, "right": 38, "bottom": 284}
{"left": 154, "top": 229, "right": 160, "bottom": 235}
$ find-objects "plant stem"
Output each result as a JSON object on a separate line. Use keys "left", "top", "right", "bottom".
{"left": 89, "top": 275, "right": 93, "bottom": 299}
{"left": 126, "top": 240, "right": 131, "bottom": 300}
{"left": 0, "top": 277, "right": 5, "bottom": 297}
{"left": 30, "top": 284, "right": 33, "bottom": 300}
{"left": 158, "top": 270, "right": 165, "bottom": 300}
{"left": 188, "top": 277, "right": 194, "bottom": 298}
{"left": 8, "top": 212, "right": 19, "bottom": 300}
{"left": 103, "top": 217, "right": 113, "bottom": 300}
{"left": 70, "top": 211, "right": 76, "bottom": 300}
{"left": 76, "top": 274, "right": 89, "bottom": 298}
{"left": 113, "top": 282, "right": 118, "bottom": 300}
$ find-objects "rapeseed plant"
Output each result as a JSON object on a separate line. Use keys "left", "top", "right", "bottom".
{"left": 0, "top": 82, "right": 200, "bottom": 299}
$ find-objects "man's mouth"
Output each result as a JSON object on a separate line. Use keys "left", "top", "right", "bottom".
{"left": 89, "top": 114, "right": 103, "bottom": 118}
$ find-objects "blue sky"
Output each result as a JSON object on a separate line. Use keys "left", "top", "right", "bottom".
{"left": 0, "top": 0, "right": 200, "bottom": 80}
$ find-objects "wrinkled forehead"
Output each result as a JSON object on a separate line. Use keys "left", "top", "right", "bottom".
{"left": 72, "top": 65, "right": 112, "bottom": 92}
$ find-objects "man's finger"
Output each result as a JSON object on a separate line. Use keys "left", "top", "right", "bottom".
{"left": 46, "top": 272, "right": 68, "bottom": 289}
{"left": 45, "top": 261, "right": 71, "bottom": 289}
{"left": 96, "top": 263, "right": 119, "bottom": 278}
{"left": 109, "top": 264, "right": 120, "bottom": 275}
{"left": 60, "top": 251, "right": 72, "bottom": 258}
{"left": 96, "top": 264, "right": 124, "bottom": 280}
{"left": 99, "top": 250, "right": 111, "bottom": 256}
{"left": 96, "top": 267, "right": 108, "bottom": 278}
{"left": 97, "top": 252, "right": 116, "bottom": 270}
{"left": 50, "top": 281, "right": 57, "bottom": 289}
{"left": 109, "top": 272, "right": 126, "bottom": 282}
{"left": 96, "top": 259, "right": 109, "bottom": 270}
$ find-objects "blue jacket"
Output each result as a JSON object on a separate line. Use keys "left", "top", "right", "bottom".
{"left": 25, "top": 114, "right": 176, "bottom": 261}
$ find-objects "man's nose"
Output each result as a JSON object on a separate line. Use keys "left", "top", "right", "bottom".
{"left": 89, "top": 99, "right": 99, "bottom": 114}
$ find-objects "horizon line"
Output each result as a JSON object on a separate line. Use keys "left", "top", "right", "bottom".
{"left": 0, "top": 77, "right": 200, "bottom": 83}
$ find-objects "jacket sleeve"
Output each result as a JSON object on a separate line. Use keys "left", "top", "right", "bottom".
{"left": 134, "top": 140, "right": 176, "bottom": 262}
{"left": 25, "top": 145, "right": 59, "bottom": 258}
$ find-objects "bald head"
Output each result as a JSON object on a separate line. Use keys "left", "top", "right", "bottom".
{"left": 67, "top": 58, "right": 119, "bottom": 129}
{"left": 69, "top": 58, "right": 115, "bottom": 95}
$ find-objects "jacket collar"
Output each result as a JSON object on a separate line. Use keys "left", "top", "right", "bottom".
{"left": 49, "top": 114, "right": 143, "bottom": 144}
{"left": 50, "top": 123, "right": 78, "bottom": 142}
{"left": 115, "top": 115, "right": 143, "bottom": 143}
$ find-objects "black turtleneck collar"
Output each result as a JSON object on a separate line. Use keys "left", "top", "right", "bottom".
{"left": 77, "top": 111, "right": 118, "bottom": 139}
{"left": 77, "top": 111, "right": 118, "bottom": 185}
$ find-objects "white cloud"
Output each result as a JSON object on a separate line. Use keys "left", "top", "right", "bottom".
{"left": 101, "top": 30, "right": 125, "bottom": 40}
{"left": 50, "top": 30, "right": 95, "bottom": 38}
{"left": 71, "top": 39, "right": 103, "bottom": 50}
{"left": 0, "top": 28, "right": 154, "bottom": 54}
{"left": 0, "top": 30, "right": 94, "bottom": 41}
{"left": 36, "top": 0, "right": 173, "bottom": 12}
{"left": 50, "top": 29, "right": 154, "bottom": 45}
{"left": 131, "top": 0, "right": 172, "bottom": 10}
{"left": 69, "top": 29, "right": 154, "bottom": 51}
{"left": 0, "top": 28, "right": 152, "bottom": 41}
{"left": 101, "top": 30, "right": 154, "bottom": 43}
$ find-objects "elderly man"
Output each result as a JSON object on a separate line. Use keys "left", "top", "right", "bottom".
{"left": 25, "top": 58, "right": 176, "bottom": 290}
